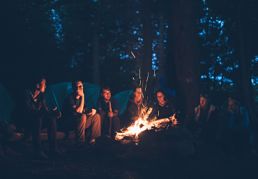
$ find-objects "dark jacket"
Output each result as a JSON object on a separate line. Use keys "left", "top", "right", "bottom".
{"left": 62, "top": 93, "right": 90, "bottom": 119}
{"left": 24, "top": 89, "right": 48, "bottom": 115}
{"left": 124, "top": 99, "right": 144, "bottom": 123}
{"left": 96, "top": 98, "right": 119, "bottom": 117}
{"left": 151, "top": 101, "right": 176, "bottom": 120}
{"left": 194, "top": 104, "right": 216, "bottom": 125}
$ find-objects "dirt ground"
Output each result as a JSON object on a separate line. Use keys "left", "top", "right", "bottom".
{"left": 1, "top": 128, "right": 258, "bottom": 179}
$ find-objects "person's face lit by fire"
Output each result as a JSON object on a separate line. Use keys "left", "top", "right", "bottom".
{"left": 156, "top": 92, "right": 166, "bottom": 106}
{"left": 102, "top": 89, "right": 111, "bottom": 102}
{"left": 37, "top": 79, "right": 46, "bottom": 93}
{"left": 75, "top": 81, "right": 84, "bottom": 97}
{"left": 134, "top": 87, "right": 143, "bottom": 103}
{"left": 200, "top": 96, "right": 208, "bottom": 109}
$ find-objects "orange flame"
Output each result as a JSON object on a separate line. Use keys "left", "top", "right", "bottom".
{"left": 115, "top": 107, "right": 177, "bottom": 141}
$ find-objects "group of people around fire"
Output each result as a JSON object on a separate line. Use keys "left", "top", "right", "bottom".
{"left": 0, "top": 77, "right": 256, "bottom": 159}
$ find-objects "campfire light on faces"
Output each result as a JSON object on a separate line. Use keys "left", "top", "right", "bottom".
{"left": 115, "top": 107, "right": 178, "bottom": 142}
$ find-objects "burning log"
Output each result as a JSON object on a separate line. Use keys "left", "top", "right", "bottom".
{"left": 115, "top": 112, "right": 178, "bottom": 142}
{"left": 116, "top": 70, "right": 178, "bottom": 143}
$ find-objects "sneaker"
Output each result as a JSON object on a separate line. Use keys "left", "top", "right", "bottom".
{"left": 89, "top": 139, "right": 96, "bottom": 145}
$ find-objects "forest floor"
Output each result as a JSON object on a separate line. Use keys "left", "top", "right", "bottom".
{"left": 0, "top": 128, "right": 258, "bottom": 179}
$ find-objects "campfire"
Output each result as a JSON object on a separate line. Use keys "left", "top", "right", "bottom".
{"left": 115, "top": 107, "right": 178, "bottom": 142}
{"left": 114, "top": 68, "right": 178, "bottom": 143}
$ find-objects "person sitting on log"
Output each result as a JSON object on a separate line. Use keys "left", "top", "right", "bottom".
{"left": 24, "top": 77, "right": 61, "bottom": 159}
{"left": 97, "top": 86, "right": 120, "bottom": 138}
{"left": 62, "top": 80, "right": 101, "bottom": 145}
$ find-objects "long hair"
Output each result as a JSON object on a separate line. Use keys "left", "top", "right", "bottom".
{"left": 72, "top": 80, "right": 83, "bottom": 91}
{"left": 155, "top": 89, "right": 168, "bottom": 102}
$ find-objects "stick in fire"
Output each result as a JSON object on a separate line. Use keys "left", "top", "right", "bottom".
{"left": 117, "top": 63, "right": 177, "bottom": 142}
{"left": 115, "top": 113, "right": 178, "bottom": 141}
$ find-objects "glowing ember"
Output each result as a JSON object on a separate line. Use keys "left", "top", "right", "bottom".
{"left": 115, "top": 107, "right": 178, "bottom": 141}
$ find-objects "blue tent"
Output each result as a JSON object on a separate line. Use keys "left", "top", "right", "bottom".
{"left": 45, "top": 82, "right": 101, "bottom": 111}
{"left": 0, "top": 83, "right": 14, "bottom": 122}
{"left": 45, "top": 82, "right": 132, "bottom": 115}
{"left": 113, "top": 90, "right": 132, "bottom": 115}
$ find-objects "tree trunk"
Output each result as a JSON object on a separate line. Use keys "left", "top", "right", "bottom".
{"left": 168, "top": 0, "right": 201, "bottom": 119}
{"left": 142, "top": 0, "right": 153, "bottom": 82}
{"left": 157, "top": 15, "right": 166, "bottom": 78}
{"left": 236, "top": 1, "right": 257, "bottom": 124}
